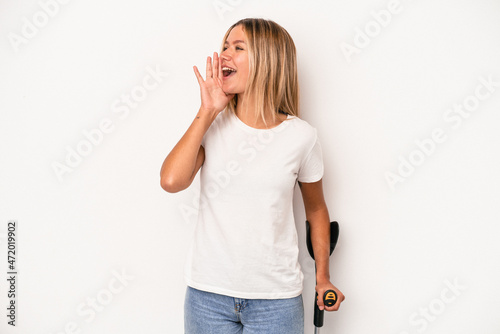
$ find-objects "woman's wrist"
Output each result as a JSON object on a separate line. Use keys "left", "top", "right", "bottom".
{"left": 197, "top": 107, "right": 218, "bottom": 121}
{"left": 316, "top": 273, "right": 331, "bottom": 284}
{"left": 200, "top": 107, "right": 220, "bottom": 119}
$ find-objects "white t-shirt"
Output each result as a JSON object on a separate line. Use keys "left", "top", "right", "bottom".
{"left": 184, "top": 109, "right": 324, "bottom": 299}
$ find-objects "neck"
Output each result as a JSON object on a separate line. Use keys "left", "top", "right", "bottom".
{"left": 236, "top": 93, "right": 285, "bottom": 128}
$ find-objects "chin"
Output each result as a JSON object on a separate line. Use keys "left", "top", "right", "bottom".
{"left": 222, "top": 87, "right": 240, "bottom": 96}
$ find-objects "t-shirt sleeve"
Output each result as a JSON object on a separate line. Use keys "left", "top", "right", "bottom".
{"left": 297, "top": 131, "right": 324, "bottom": 183}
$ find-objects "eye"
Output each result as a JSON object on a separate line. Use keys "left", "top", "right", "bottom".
{"left": 222, "top": 46, "right": 244, "bottom": 51}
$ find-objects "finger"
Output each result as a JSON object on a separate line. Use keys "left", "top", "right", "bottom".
{"left": 206, "top": 56, "right": 212, "bottom": 79}
{"left": 326, "top": 293, "right": 344, "bottom": 312}
{"left": 333, "top": 297, "right": 343, "bottom": 311}
{"left": 325, "top": 303, "right": 340, "bottom": 312}
{"left": 193, "top": 66, "right": 204, "bottom": 86}
{"left": 213, "top": 52, "right": 219, "bottom": 80}
{"left": 316, "top": 292, "right": 325, "bottom": 311}
{"left": 219, "top": 53, "right": 223, "bottom": 79}
{"left": 216, "top": 52, "right": 223, "bottom": 80}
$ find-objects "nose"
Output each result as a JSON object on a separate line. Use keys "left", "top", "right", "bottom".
{"left": 220, "top": 50, "right": 231, "bottom": 62}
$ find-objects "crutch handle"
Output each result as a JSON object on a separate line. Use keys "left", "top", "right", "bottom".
{"left": 314, "top": 289, "right": 337, "bottom": 327}
{"left": 323, "top": 289, "right": 337, "bottom": 307}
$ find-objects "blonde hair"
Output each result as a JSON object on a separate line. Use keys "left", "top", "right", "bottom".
{"left": 219, "top": 18, "right": 300, "bottom": 128}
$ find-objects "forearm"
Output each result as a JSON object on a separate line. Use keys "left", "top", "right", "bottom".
{"left": 160, "top": 108, "right": 216, "bottom": 191}
{"left": 308, "top": 208, "right": 331, "bottom": 282}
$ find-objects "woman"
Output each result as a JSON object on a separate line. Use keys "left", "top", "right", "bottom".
{"left": 160, "top": 18, "right": 344, "bottom": 334}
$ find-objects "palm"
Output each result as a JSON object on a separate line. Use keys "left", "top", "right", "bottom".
{"left": 194, "top": 52, "right": 234, "bottom": 114}
{"left": 200, "top": 76, "right": 231, "bottom": 112}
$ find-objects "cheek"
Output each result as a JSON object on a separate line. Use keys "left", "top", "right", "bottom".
{"left": 236, "top": 57, "right": 249, "bottom": 75}
{"left": 241, "top": 70, "right": 249, "bottom": 83}
{"left": 238, "top": 64, "right": 249, "bottom": 80}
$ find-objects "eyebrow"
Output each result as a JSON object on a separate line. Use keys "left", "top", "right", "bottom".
{"left": 224, "top": 40, "right": 246, "bottom": 45}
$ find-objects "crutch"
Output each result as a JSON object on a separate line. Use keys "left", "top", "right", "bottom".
{"left": 305, "top": 220, "right": 339, "bottom": 334}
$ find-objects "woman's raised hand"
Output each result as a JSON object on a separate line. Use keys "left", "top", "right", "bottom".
{"left": 193, "top": 52, "right": 235, "bottom": 115}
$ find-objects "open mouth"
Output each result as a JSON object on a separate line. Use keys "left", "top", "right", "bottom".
{"left": 222, "top": 67, "right": 237, "bottom": 78}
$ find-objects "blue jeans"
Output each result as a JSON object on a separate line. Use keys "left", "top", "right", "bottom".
{"left": 184, "top": 286, "right": 304, "bottom": 334}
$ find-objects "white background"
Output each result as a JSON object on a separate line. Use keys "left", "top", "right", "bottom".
{"left": 1, "top": 0, "right": 500, "bottom": 333}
